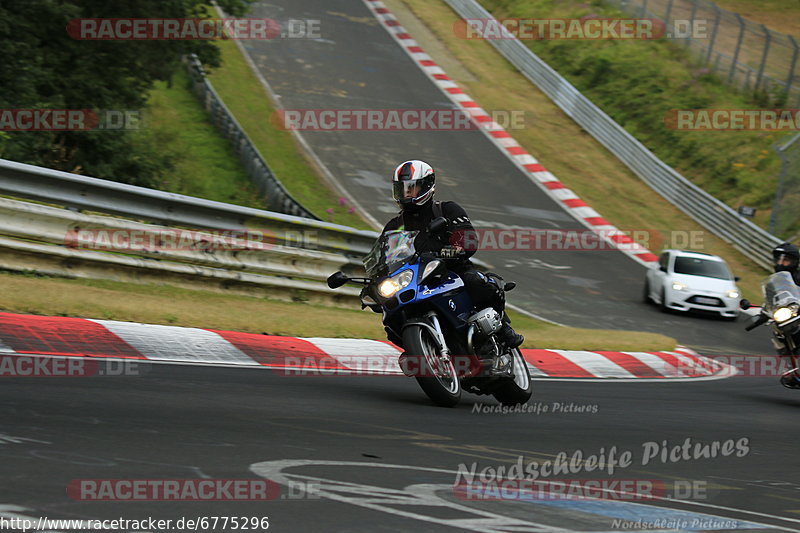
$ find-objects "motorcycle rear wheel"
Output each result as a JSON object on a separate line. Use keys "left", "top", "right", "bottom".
{"left": 403, "top": 325, "right": 461, "bottom": 407}
{"left": 492, "top": 348, "right": 533, "bottom": 406}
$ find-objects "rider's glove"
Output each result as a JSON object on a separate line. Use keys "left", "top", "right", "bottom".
{"left": 438, "top": 246, "right": 464, "bottom": 259}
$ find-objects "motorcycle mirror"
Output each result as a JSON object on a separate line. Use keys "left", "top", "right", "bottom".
{"left": 327, "top": 271, "right": 350, "bottom": 289}
{"left": 429, "top": 217, "right": 448, "bottom": 234}
{"left": 739, "top": 299, "right": 751, "bottom": 310}
{"left": 744, "top": 313, "right": 767, "bottom": 331}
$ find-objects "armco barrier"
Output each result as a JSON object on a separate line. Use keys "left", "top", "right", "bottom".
{"left": 0, "top": 197, "right": 362, "bottom": 303}
{"left": 0, "top": 198, "right": 358, "bottom": 282}
{"left": 0, "top": 159, "right": 383, "bottom": 302}
{"left": 444, "top": 0, "right": 781, "bottom": 270}
{"left": 0, "top": 159, "right": 379, "bottom": 259}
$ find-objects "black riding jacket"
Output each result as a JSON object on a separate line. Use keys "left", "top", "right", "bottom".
{"left": 382, "top": 201, "right": 477, "bottom": 273}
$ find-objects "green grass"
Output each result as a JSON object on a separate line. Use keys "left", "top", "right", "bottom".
{"left": 205, "top": 40, "right": 371, "bottom": 229}
{"left": 131, "top": 68, "right": 266, "bottom": 208}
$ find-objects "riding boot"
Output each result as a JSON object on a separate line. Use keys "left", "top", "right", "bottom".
{"left": 497, "top": 312, "right": 524, "bottom": 349}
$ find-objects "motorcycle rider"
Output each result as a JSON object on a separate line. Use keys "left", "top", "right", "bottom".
{"left": 381, "top": 159, "right": 524, "bottom": 350}
{"left": 770, "top": 242, "right": 800, "bottom": 387}
{"left": 773, "top": 242, "right": 800, "bottom": 285}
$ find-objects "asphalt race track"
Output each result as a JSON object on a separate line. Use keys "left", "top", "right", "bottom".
{"left": 0, "top": 364, "right": 798, "bottom": 531}
{"left": 240, "top": 0, "right": 770, "bottom": 357}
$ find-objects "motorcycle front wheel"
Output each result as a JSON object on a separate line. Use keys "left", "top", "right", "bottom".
{"left": 492, "top": 347, "right": 533, "bottom": 406}
{"left": 403, "top": 325, "right": 461, "bottom": 407}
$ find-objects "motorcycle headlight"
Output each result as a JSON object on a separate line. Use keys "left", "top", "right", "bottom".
{"left": 377, "top": 270, "right": 414, "bottom": 298}
{"left": 420, "top": 260, "right": 443, "bottom": 283}
{"left": 672, "top": 281, "right": 687, "bottom": 291}
{"left": 773, "top": 305, "right": 799, "bottom": 323}
{"left": 726, "top": 290, "right": 740, "bottom": 299}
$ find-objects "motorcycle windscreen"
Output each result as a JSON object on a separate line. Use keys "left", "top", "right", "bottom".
{"left": 363, "top": 230, "right": 419, "bottom": 279}
{"left": 762, "top": 271, "right": 800, "bottom": 314}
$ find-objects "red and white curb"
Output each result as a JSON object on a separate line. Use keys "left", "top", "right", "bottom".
{"left": 360, "top": 0, "right": 658, "bottom": 267}
{"left": 0, "top": 313, "right": 732, "bottom": 380}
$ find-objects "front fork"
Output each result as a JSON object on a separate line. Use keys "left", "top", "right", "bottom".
{"left": 427, "top": 312, "right": 451, "bottom": 357}
{"left": 776, "top": 329, "right": 800, "bottom": 387}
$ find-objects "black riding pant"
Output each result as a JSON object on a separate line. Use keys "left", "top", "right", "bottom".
{"left": 459, "top": 269, "right": 505, "bottom": 314}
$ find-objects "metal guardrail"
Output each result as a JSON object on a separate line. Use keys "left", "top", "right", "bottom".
{"left": 0, "top": 158, "right": 378, "bottom": 261}
{"left": 183, "top": 54, "right": 319, "bottom": 220}
{"left": 0, "top": 196, "right": 363, "bottom": 301}
{"left": 445, "top": 0, "right": 781, "bottom": 270}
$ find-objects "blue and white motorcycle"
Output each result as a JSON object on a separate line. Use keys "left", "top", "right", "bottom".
{"left": 327, "top": 220, "right": 532, "bottom": 407}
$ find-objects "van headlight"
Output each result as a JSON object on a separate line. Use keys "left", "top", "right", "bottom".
{"left": 773, "top": 305, "right": 799, "bottom": 323}
{"left": 377, "top": 270, "right": 414, "bottom": 298}
{"left": 726, "top": 290, "right": 739, "bottom": 299}
{"left": 671, "top": 281, "right": 687, "bottom": 291}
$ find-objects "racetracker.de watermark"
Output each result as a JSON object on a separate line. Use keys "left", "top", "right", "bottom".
{"left": 455, "top": 18, "right": 658, "bottom": 40}
{"left": 0, "top": 109, "right": 140, "bottom": 131}
{"left": 67, "top": 18, "right": 320, "bottom": 40}
{"left": 454, "top": 229, "right": 705, "bottom": 252}
{"left": 67, "top": 479, "right": 280, "bottom": 501}
{"left": 64, "top": 228, "right": 291, "bottom": 252}
{"left": 454, "top": 479, "right": 667, "bottom": 501}
{"left": 665, "top": 109, "right": 800, "bottom": 131}
{"left": 273, "top": 354, "right": 482, "bottom": 378}
{"left": 677, "top": 355, "right": 799, "bottom": 377}
{"left": 454, "top": 479, "right": 709, "bottom": 502}
{"left": 274, "top": 109, "right": 530, "bottom": 131}
{"left": 0, "top": 356, "right": 145, "bottom": 378}
{"left": 454, "top": 17, "right": 708, "bottom": 40}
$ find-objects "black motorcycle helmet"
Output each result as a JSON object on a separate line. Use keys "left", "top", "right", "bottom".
{"left": 773, "top": 242, "right": 800, "bottom": 273}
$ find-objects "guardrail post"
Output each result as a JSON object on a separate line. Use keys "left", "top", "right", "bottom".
{"left": 705, "top": 4, "right": 721, "bottom": 65}
{"left": 685, "top": 0, "right": 698, "bottom": 47}
{"left": 663, "top": 0, "right": 674, "bottom": 38}
{"left": 786, "top": 35, "right": 799, "bottom": 103}
{"left": 756, "top": 24, "right": 772, "bottom": 93}
{"left": 728, "top": 14, "right": 745, "bottom": 84}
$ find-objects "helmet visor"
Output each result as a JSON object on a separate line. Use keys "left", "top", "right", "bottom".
{"left": 393, "top": 181, "right": 422, "bottom": 202}
{"left": 776, "top": 254, "right": 799, "bottom": 269}
{"left": 392, "top": 175, "right": 434, "bottom": 204}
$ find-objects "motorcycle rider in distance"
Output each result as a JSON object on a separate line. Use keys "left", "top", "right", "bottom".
{"left": 381, "top": 160, "right": 524, "bottom": 351}
{"left": 771, "top": 243, "right": 800, "bottom": 379}
{"left": 773, "top": 242, "right": 800, "bottom": 285}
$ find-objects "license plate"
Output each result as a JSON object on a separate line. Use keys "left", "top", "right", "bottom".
{"left": 694, "top": 297, "right": 717, "bottom": 305}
